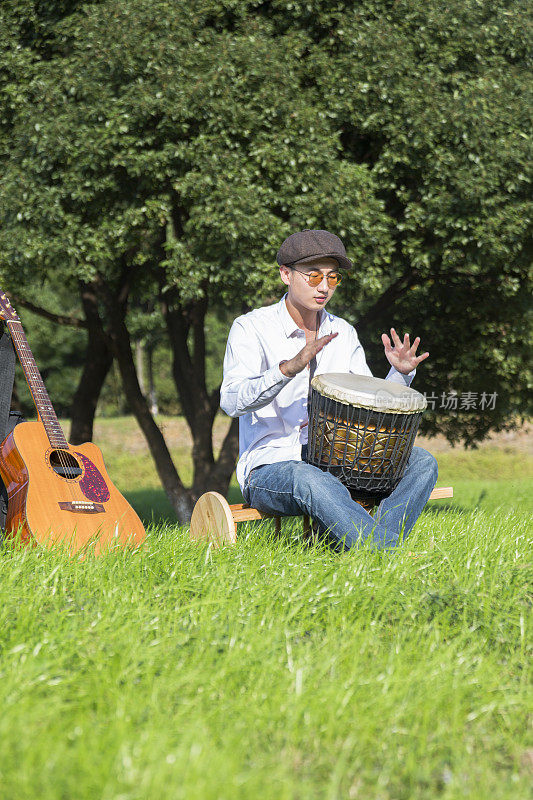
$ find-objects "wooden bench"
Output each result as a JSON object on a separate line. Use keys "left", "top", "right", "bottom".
{"left": 189, "top": 487, "right": 454, "bottom": 548}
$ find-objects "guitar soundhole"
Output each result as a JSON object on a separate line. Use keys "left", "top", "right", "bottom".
{"left": 49, "top": 450, "right": 83, "bottom": 480}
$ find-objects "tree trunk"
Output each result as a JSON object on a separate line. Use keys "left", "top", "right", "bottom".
{"left": 135, "top": 339, "right": 146, "bottom": 396}
{"left": 208, "top": 414, "right": 239, "bottom": 496}
{"left": 146, "top": 342, "right": 158, "bottom": 415}
{"left": 101, "top": 281, "right": 193, "bottom": 522}
{"left": 160, "top": 285, "right": 240, "bottom": 501}
{"left": 69, "top": 282, "right": 113, "bottom": 445}
{"left": 163, "top": 203, "right": 239, "bottom": 498}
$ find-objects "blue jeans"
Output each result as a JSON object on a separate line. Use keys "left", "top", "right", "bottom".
{"left": 243, "top": 446, "right": 438, "bottom": 550}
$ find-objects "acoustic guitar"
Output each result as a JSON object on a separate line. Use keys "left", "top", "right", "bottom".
{"left": 0, "top": 291, "right": 146, "bottom": 554}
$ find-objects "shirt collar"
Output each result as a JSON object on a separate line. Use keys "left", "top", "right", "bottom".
{"left": 278, "top": 294, "right": 333, "bottom": 338}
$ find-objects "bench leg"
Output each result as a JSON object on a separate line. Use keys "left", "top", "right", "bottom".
{"left": 190, "top": 492, "right": 237, "bottom": 548}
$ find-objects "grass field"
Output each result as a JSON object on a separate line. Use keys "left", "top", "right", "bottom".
{"left": 0, "top": 418, "right": 531, "bottom": 799}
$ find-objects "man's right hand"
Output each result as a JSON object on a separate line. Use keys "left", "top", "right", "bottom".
{"left": 279, "top": 332, "right": 338, "bottom": 378}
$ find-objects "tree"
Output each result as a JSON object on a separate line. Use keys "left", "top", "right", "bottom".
{"left": 0, "top": 1, "right": 116, "bottom": 444}
{"left": 267, "top": 0, "right": 532, "bottom": 442}
{"left": 1, "top": 0, "right": 389, "bottom": 520}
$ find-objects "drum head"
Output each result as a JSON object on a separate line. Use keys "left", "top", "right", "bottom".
{"left": 311, "top": 373, "right": 427, "bottom": 413}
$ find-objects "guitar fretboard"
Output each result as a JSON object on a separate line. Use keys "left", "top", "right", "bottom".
{"left": 7, "top": 320, "right": 68, "bottom": 449}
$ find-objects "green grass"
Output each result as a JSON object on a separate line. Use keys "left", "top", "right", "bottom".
{"left": 0, "top": 420, "right": 531, "bottom": 798}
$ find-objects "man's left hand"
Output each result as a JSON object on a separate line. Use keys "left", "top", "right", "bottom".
{"left": 381, "top": 328, "right": 429, "bottom": 375}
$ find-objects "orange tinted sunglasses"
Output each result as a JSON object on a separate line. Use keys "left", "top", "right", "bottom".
{"left": 291, "top": 267, "right": 342, "bottom": 288}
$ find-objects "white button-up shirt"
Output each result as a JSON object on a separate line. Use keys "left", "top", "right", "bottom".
{"left": 220, "top": 295, "right": 415, "bottom": 491}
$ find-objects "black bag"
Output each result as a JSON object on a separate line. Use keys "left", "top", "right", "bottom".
{"left": 0, "top": 326, "right": 25, "bottom": 532}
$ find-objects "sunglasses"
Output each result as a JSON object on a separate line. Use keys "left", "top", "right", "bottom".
{"left": 290, "top": 266, "right": 342, "bottom": 288}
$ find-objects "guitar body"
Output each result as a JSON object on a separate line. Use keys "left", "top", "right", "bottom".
{"left": 0, "top": 420, "right": 145, "bottom": 554}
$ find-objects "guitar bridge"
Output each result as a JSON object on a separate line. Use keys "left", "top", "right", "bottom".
{"left": 58, "top": 501, "right": 105, "bottom": 514}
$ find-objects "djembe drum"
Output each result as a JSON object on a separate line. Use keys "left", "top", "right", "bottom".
{"left": 306, "top": 373, "right": 427, "bottom": 510}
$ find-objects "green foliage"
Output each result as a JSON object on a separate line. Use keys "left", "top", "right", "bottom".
{"left": 2, "top": 0, "right": 388, "bottom": 302}
{"left": 312, "top": 0, "right": 533, "bottom": 440}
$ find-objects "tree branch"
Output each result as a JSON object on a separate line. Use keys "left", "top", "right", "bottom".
{"left": 69, "top": 281, "right": 113, "bottom": 444}
{"left": 355, "top": 271, "right": 419, "bottom": 333}
{"left": 6, "top": 293, "right": 87, "bottom": 329}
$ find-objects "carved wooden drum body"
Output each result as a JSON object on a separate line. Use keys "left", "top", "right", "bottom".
{"left": 306, "top": 373, "right": 427, "bottom": 502}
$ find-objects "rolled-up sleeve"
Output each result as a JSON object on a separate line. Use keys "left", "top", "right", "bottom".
{"left": 385, "top": 365, "right": 415, "bottom": 386}
{"left": 220, "top": 320, "right": 293, "bottom": 417}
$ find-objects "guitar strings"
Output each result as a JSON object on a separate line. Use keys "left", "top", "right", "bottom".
{"left": 18, "top": 330, "right": 76, "bottom": 484}
{"left": 13, "top": 327, "right": 73, "bottom": 476}
{"left": 8, "top": 323, "right": 78, "bottom": 486}
{"left": 8, "top": 324, "right": 67, "bottom": 457}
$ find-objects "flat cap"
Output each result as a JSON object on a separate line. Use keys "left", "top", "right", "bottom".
{"left": 276, "top": 229, "right": 352, "bottom": 270}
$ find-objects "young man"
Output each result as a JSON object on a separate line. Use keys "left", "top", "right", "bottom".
{"left": 220, "top": 229, "right": 438, "bottom": 549}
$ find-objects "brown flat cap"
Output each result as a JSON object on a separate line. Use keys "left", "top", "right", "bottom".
{"left": 276, "top": 229, "right": 352, "bottom": 270}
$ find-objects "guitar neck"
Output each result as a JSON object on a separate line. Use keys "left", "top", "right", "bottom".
{"left": 7, "top": 320, "right": 68, "bottom": 449}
